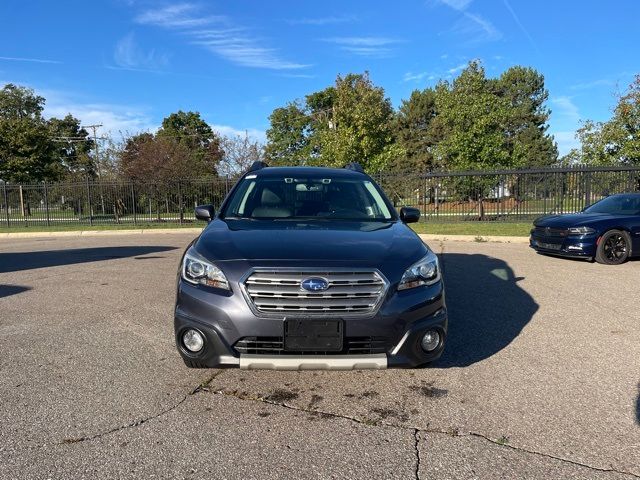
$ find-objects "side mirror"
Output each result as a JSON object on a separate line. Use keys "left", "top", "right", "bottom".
{"left": 400, "top": 207, "right": 420, "bottom": 224}
{"left": 195, "top": 204, "right": 215, "bottom": 222}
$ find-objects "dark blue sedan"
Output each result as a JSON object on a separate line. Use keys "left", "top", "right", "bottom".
{"left": 530, "top": 193, "right": 640, "bottom": 264}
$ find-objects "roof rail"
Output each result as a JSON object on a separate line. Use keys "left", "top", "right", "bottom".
{"left": 344, "top": 162, "right": 364, "bottom": 173}
{"left": 248, "top": 161, "right": 269, "bottom": 172}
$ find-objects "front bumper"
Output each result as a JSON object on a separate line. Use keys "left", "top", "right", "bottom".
{"left": 174, "top": 279, "right": 448, "bottom": 370}
{"left": 529, "top": 233, "right": 597, "bottom": 258}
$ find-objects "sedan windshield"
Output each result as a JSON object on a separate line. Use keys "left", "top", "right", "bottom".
{"left": 222, "top": 175, "right": 394, "bottom": 221}
{"left": 583, "top": 195, "right": 640, "bottom": 215}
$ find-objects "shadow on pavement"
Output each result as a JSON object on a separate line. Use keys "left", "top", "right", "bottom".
{"left": 436, "top": 253, "right": 539, "bottom": 368}
{"left": 636, "top": 383, "right": 640, "bottom": 425}
{"left": 0, "top": 284, "right": 32, "bottom": 298}
{"left": 0, "top": 246, "right": 178, "bottom": 274}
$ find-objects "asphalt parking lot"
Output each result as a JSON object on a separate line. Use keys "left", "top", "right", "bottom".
{"left": 0, "top": 233, "right": 639, "bottom": 479}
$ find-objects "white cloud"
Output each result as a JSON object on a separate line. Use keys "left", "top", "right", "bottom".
{"left": 211, "top": 124, "right": 265, "bottom": 142}
{"left": 135, "top": 3, "right": 308, "bottom": 70}
{"left": 551, "top": 96, "right": 581, "bottom": 123}
{"left": 551, "top": 131, "right": 580, "bottom": 156}
{"left": 323, "top": 37, "right": 402, "bottom": 57}
{"left": 287, "top": 15, "right": 358, "bottom": 26}
{"left": 0, "top": 56, "right": 61, "bottom": 64}
{"left": 113, "top": 32, "right": 170, "bottom": 71}
{"left": 447, "top": 63, "right": 467, "bottom": 74}
{"left": 29, "top": 86, "right": 157, "bottom": 136}
{"left": 434, "top": 0, "right": 502, "bottom": 42}
{"left": 438, "top": 0, "right": 473, "bottom": 10}
{"left": 550, "top": 96, "right": 582, "bottom": 156}
{"left": 502, "top": 0, "right": 538, "bottom": 52}
{"left": 570, "top": 78, "right": 615, "bottom": 91}
{"left": 403, "top": 71, "right": 435, "bottom": 83}
{"left": 136, "top": 3, "right": 224, "bottom": 29}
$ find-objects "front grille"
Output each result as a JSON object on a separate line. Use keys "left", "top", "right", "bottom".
{"left": 534, "top": 226, "right": 568, "bottom": 238}
{"left": 234, "top": 336, "right": 390, "bottom": 355}
{"left": 243, "top": 270, "right": 387, "bottom": 315}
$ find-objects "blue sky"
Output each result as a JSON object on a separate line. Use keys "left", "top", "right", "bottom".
{"left": 1, "top": 0, "right": 638, "bottom": 155}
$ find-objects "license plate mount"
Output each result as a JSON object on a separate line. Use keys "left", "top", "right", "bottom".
{"left": 284, "top": 319, "right": 343, "bottom": 352}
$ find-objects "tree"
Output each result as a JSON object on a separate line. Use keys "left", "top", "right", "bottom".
{"left": 319, "top": 73, "right": 399, "bottom": 172}
{"left": 219, "top": 131, "right": 264, "bottom": 176}
{"left": 566, "top": 75, "right": 640, "bottom": 166}
{"left": 0, "top": 84, "right": 57, "bottom": 182}
{"left": 432, "top": 62, "right": 512, "bottom": 171}
{"left": 494, "top": 66, "right": 557, "bottom": 167}
{"left": 265, "top": 73, "right": 400, "bottom": 173}
{"left": 156, "top": 110, "right": 223, "bottom": 174}
{"left": 394, "top": 88, "right": 438, "bottom": 172}
{"left": 265, "top": 102, "right": 313, "bottom": 166}
{"left": 47, "top": 114, "right": 94, "bottom": 178}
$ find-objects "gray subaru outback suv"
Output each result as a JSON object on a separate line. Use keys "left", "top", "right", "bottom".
{"left": 174, "top": 162, "right": 447, "bottom": 370}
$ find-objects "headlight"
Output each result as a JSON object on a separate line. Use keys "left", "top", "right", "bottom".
{"left": 567, "top": 226, "right": 596, "bottom": 235}
{"left": 398, "top": 251, "right": 441, "bottom": 291}
{"left": 181, "top": 248, "right": 230, "bottom": 290}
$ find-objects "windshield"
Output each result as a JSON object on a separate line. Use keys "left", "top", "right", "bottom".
{"left": 583, "top": 195, "right": 640, "bottom": 215}
{"left": 221, "top": 175, "right": 395, "bottom": 221}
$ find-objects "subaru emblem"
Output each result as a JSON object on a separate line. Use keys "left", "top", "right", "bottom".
{"left": 301, "top": 277, "right": 329, "bottom": 292}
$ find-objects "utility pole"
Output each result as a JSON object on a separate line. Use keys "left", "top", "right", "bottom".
{"left": 83, "top": 124, "right": 104, "bottom": 215}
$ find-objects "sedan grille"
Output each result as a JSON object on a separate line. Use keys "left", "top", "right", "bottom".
{"left": 534, "top": 226, "right": 568, "bottom": 238}
{"left": 234, "top": 336, "right": 390, "bottom": 355}
{"left": 243, "top": 270, "right": 387, "bottom": 316}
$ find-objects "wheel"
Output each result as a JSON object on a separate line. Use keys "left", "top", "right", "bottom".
{"left": 183, "top": 358, "right": 208, "bottom": 368}
{"left": 595, "top": 230, "right": 630, "bottom": 265}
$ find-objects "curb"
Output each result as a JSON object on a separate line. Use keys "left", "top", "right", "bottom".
{"left": 0, "top": 228, "right": 203, "bottom": 239}
{"left": 418, "top": 234, "right": 529, "bottom": 244}
{"left": 1, "top": 228, "right": 529, "bottom": 244}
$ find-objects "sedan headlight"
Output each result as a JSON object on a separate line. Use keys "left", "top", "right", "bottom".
{"left": 181, "top": 248, "right": 230, "bottom": 290}
{"left": 398, "top": 251, "right": 441, "bottom": 291}
{"left": 567, "top": 226, "right": 596, "bottom": 235}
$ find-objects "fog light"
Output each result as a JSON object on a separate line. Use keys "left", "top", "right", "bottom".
{"left": 183, "top": 329, "right": 204, "bottom": 352}
{"left": 420, "top": 330, "right": 440, "bottom": 352}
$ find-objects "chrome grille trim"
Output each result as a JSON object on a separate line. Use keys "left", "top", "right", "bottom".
{"left": 242, "top": 269, "right": 388, "bottom": 316}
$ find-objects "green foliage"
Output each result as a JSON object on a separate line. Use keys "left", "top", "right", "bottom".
{"left": 266, "top": 64, "right": 557, "bottom": 174}
{"left": 265, "top": 102, "right": 314, "bottom": 166}
{"left": 565, "top": 75, "right": 640, "bottom": 166}
{"left": 433, "top": 62, "right": 511, "bottom": 171}
{"left": 432, "top": 61, "right": 557, "bottom": 171}
{"left": 319, "top": 73, "right": 396, "bottom": 172}
{"left": 394, "top": 88, "right": 438, "bottom": 172}
{"left": 265, "top": 73, "right": 397, "bottom": 173}
{"left": 157, "top": 110, "right": 223, "bottom": 173}
{"left": 0, "top": 84, "right": 55, "bottom": 182}
{"left": 0, "top": 84, "right": 94, "bottom": 182}
{"left": 47, "top": 114, "right": 94, "bottom": 177}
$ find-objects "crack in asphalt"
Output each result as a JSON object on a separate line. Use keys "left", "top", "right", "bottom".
{"left": 214, "top": 388, "right": 640, "bottom": 479}
{"left": 49, "top": 368, "right": 639, "bottom": 479}
{"left": 413, "top": 429, "right": 421, "bottom": 480}
{"left": 58, "top": 370, "right": 224, "bottom": 445}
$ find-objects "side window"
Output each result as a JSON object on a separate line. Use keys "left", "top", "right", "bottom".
{"left": 235, "top": 181, "right": 256, "bottom": 215}
{"left": 363, "top": 182, "right": 392, "bottom": 219}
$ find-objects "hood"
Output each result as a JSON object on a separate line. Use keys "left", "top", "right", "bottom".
{"left": 534, "top": 213, "right": 617, "bottom": 228}
{"left": 194, "top": 219, "right": 428, "bottom": 266}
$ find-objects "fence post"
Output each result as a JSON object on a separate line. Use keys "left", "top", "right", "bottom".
{"left": 3, "top": 182, "right": 9, "bottom": 228}
{"left": 178, "top": 181, "right": 183, "bottom": 225}
{"left": 43, "top": 181, "right": 50, "bottom": 227}
{"left": 86, "top": 176, "right": 93, "bottom": 226}
{"left": 584, "top": 171, "right": 592, "bottom": 208}
{"left": 130, "top": 183, "right": 137, "bottom": 225}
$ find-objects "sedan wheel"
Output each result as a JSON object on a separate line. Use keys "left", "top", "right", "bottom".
{"left": 595, "top": 230, "right": 630, "bottom": 265}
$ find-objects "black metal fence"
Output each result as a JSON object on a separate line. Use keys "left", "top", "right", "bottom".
{"left": 2, "top": 166, "right": 640, "bottom": 228}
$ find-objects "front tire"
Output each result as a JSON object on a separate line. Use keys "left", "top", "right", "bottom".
{"left": 595, "top": 230, "right": 630, "bottom": 265}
